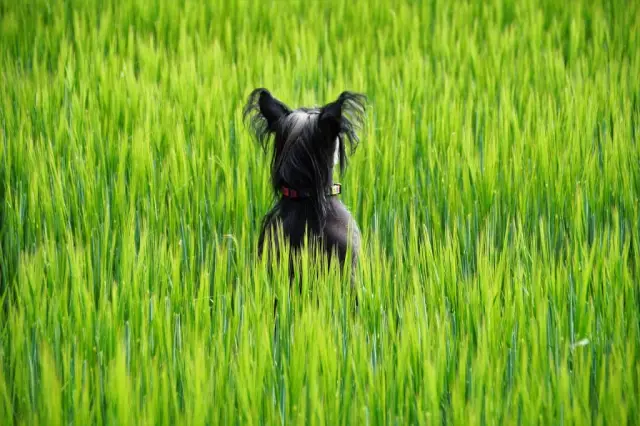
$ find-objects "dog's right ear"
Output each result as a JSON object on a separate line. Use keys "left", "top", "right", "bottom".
{"left": 243, "top": 88, "right": 291, "bottom": 148}
{"left": 319, "top": 91, "right": 366, "bottom": 172}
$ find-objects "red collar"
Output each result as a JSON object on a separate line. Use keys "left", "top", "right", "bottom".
{"left": 281, "top": 183, "right": 342, "bottom": 199}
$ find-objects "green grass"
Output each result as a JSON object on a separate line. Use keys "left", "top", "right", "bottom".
{"left": 1, "top": 0, "right": 639, "bottom": 424}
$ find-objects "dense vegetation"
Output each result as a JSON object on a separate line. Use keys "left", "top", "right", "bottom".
{"left": 1, "top": 0, "right": 639, "bottom": 424}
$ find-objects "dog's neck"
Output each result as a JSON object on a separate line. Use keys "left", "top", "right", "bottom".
{"left": 277, "top": 140, "right": 341, "bottom": 200}
{"left": 279, "top": 178, "right": 341, "bottom": 201}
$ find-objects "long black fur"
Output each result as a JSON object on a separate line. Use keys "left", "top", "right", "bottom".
{"left": 243, "top": 88, "right": 366, "bottom": 305}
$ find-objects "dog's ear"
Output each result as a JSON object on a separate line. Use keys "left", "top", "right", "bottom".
{"left": 319, "top": 91, "right": 366, "bottom": 147}
{"left": 319, "top": 91, "right": 366, "bottom": 171}
{"left": 243, "top": 88, "right": 291, "bottom": 147}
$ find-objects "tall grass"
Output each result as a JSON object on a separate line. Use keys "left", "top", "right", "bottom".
{"left": 1, "top": 0, "right": 639, "bottom": 424}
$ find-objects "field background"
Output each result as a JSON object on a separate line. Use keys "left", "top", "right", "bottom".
{"left": 1, "top": 0, "right": 639, "bottom": 424}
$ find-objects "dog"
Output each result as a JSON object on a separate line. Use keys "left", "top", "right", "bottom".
{"left": 243, "top": 88, "right": 366, "bottom": 311}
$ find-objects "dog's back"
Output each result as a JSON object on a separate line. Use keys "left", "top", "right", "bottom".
{"left": 258, "top": 198, "right": 361, "bottom": 276}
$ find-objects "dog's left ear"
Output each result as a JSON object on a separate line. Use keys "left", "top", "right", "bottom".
{"left": 319, "top": 91, "right": 366, "bottom": 149}
{"left": 243, "top": 88, "right": 291, "bottom": 148}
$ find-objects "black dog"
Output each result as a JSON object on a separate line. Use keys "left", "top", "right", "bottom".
{"left": 243, "top": 88, "right": 366, "bottom": 308}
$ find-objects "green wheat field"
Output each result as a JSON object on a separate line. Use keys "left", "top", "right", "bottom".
{"left": 1, "top": 0, "right": 639, "bottom": 424}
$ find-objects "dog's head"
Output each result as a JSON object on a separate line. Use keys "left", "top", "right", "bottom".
{"left": 243, "top": 88, "right": 366, "bottom": 200}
